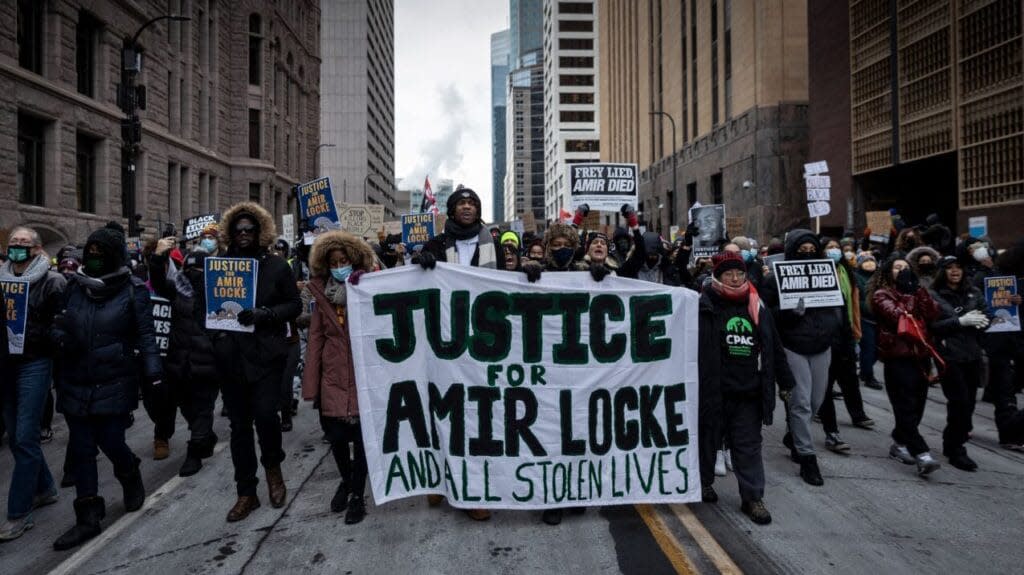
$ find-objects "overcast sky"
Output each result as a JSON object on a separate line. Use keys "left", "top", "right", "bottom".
{"left": 394, "top": 0, "right": 509, "bottom": 221}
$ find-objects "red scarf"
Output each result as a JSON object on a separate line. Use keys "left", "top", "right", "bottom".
{"left": 711, "top": 279, "right": 762, "bottom": 326}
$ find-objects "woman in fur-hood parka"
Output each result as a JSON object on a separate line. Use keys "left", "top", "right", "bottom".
{"left": 308, "top": 231, "right": 376, "bottom": 278}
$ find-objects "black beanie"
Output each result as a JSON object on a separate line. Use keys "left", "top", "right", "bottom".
{"left": 447, "top": 187, "right": 481, "bottom": 216}
{"left": 85, "top": 223, "right": 127, "bottom": 273}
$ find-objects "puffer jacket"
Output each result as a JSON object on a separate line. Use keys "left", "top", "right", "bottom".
{"left": 55, "top": 269, "right": 162, "bottom": 416}
{"left": 928, "top": 281, "right": 988, "bottom": 363}
{"left": 150, "top": 253, "right": 217, "bottom": 381}
{"left": 871, "top": 285, "right": 942, "bottom": 361}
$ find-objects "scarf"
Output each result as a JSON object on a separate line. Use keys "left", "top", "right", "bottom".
{"left": 174, "top": 270, "right": 195, "bottom": 298}
{"left": 0, "top": 254, "right": 50, "bottom": 284}
{"left": 837, "top": 264, "right": 855, "bottom": 327}
{"left": 710, "top": 278, "right": 762, "bottom": 326}
{"left": 444, "top": 217, "right": 483, "bottom": 241}
{"left": 323, "top": 277, "right": 348, "bottom": 306}
{"left": 76, "top": 267, "right": 131, "bottom": 300}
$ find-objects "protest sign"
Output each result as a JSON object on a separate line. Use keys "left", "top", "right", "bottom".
{"left": 126, "top": 237, "right": 142, "bottom": 257}
{"left": 298, "top": 177, "right": 341, "bottom": 245}
{"left": 968, "top": 216, "right": 988, "bottom": 239}
{"left": 865, "top": 211, "right": 891, "bottom": 244}
{"left": 984, "top": 276, "right": 1021, "bottom": 333}
{"left": 521, "top": 212, "right": 537, "bottom": 234}
{"left": 771, "top": 259, "right": 844, "bottom": 310}
{"left": 2, "top": 280, "right": 29, "bottom": 355}
{"left": 568, "top": 163, "right": 639, "bottom": 212}
{"left": 281, "top": 214, "right": 295, "bottom": 243}
{"left": 402, "top": 213, "right": 436, "bottom": 250}
{"left": 510, "top": 220, "right": 525, "bottom": 236}
{"left": 347, "top": 264, "right": 701, "bottom": 509}
{"left": 807, "top": 201, "right": 831, "bottom": 218}
{"left": 669, "top": 225, "right": 680, "bottom": 243}
{"left": 184, "top": 213, "right": 220, "bottom": 241}
{"left": 339, "top": 204, "right": 386, "bottom": 238}
{"left": 204, "top": 257, "right": 258, "bottom": 333}
{"left": 151, "top": 295, "right": 172, "bottom": 357}
{"left": 384, "top": 220, "right": 403, "bottom": 236}
{"left": 804, "top": 161, "right": 829, "bottom": 176}
{"left": 689, "top": 204, "right": 726, "bottom": 259}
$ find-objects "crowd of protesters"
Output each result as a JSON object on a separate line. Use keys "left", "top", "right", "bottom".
{"left": 2, "top": 189, "right": 1023, "bottom": 548}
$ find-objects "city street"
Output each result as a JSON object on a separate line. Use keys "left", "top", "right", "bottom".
{"left": 2, "top": 375, "right": 1022, "bottom": 575}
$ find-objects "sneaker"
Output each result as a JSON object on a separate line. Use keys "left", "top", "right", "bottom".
{"left": 723, "top": 450, "right": 733, "bottom": 472}
{"left": 701, "top": 485, "right": 718, "bottom": 503}
{"left": 714, "top": 450, "right": 727, "bottom": 477}
{"left": 541, "top": 509, "right": 562, "bottom": 525}
{"left": 741, "top": 500, "right": 772, "bottom": 525}
{"left": 916, "top": 452, "right": 940, "bottom": 476}
{"left": 852, "top": 417, "right": 876, "bottom": 429}
{"left": 33, "top": 490, "right": 59, "bottom": 509}
{"left": 0, "top": 516, "right": 34, "bottom": 541}
{"left": 825, "top": 432, "right": 851, "bottom": 453}
{"left": 863, "top": 378, "right": 884, "bottom": 390}
{"left": 1001, "top": 443, "right": 1024, "bottom": 453}
{"left": 40, "top": 428, "right": 54, "bottom": 444}
{"left": 889, "top": 443, "right": 916, "bottom": 465}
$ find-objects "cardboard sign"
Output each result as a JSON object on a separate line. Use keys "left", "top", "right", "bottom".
{"left": 151, "top": 295, "right": 172, "bottom": 357}
{"left": 347, "top": 264, "right": 701, "bottom": 509}
{"left": 770, "top": 259, "right": 844, "bottom": 310}
{"left": 806, "top": 189, "right": 831, "bottom": 202}
{"left": 804, "top": 161, "right": 829, "bottom": 176}
{"left": 184, "top": 213, "right": 220, "bottom": 241}
{"left": 522, "top": 211, "right": 537, "bottom": 234}
{"left": 204, "top": 257, "right": 258, "bottom": 333}
{"left": 985, "top": 276, "right": 1020, "bottom": 333}
{"left": 808, "top": 201, "right": 831, "bottom": 218}
{"left": 384, "top": 220, "right": 403, "bottom": 236}
{"left": 510, "top": 220, "right": 525, "bottom": 236}
{"left": 568, "top": 163, "right": 639, "bottom": 212}
{"left": 865, "top": 211, "right": 891, "bottom": 241}
{"left": 670, "top": 225, "right": 680, "bottom": 243}
{"left": 339, "top": 204, "right": 386, "bottom": 239}
{"left": 297, "top": 177, "right": 341, "bottom": 245}
{"left": 401, "top": 213, "right": 436, "bottom": 250}
{"left": 281, "top": 214, "right": 295, "bottom": 243}
{"left": 689, "top": 204, "right": 726, "bottom": 258}
{"left": 2, "top": 280, "right": 29, "bottom": 355}
{"left": 968, "top": 216, "right": 988, "bottom": 239}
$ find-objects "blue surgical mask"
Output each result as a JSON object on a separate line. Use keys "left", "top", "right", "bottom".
{"left": 740, "top": 249, "right": 754, "bottom": 263}
{"left": 199, "top": 238, "right": 217, "bottom": 253}
{"left": 551, "top": 247, "right": 574, "bottom": 267}
{"left": 826, "top": 248, "right": 843, "bottom": 262}
{"left": 330, "top": 265, "right": 353, "bottom": 282}
{"left": 6, "top": 246, "right": 30, "bottom": 263}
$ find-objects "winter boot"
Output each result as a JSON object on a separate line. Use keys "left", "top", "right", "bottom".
{"left": 701, "top": 484, "right": 719, "bottom": 503}
{"left": 153, "top": 439, "right": 170, "bottom": 460}
{"left": 782, "top": 432, "right": 799, "bottom": 462}
{"left": 344, "top": 495, "right": 367, "bottom": 525}
{"left": 799, "top": 454, "right": 824, "bottom": 486}
{"left": 266, "top": 466, "right": 287, "bottom": 508}
{"left": 331, "top": 482, "right": 349, "bottom": 513}
{"left": 115, "top": 458, "right": 146, "bottom": 512}
{"left": 179, "top": 443, "right": 203, "bottom": 477}
{"left": 741, "top": 500, "right": 772, "bottom": 525}
{"left": 53, "top": 497, "right": 105, "bottom": 551}
{"left": 541, "top": 509, "right": 563, "bottom": 525}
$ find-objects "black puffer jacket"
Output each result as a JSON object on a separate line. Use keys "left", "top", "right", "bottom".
{"left": 761, "top": 229, "right": 845, "bottom": 355}
{"left": 55, "top": 269, "right": 162, "bottom": 416}
{"left": 928, "top": 281, "right": 989, "bottom": 363}
{"left": 150, "top": 254, "right": 217, "bottom": 381}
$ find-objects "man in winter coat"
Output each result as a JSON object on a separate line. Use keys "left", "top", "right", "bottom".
{"left": 51, "top": 223, "right": 161, "bottom": 550}
{"left": 213, "top": 202, "right": 302, "bottom": 522}
{"left": 150, "top": 247, "right": 220, "bottom": 477}
{"left": 698, "top": 251, "right": 795, "bottom": 525}
{"left": 419, "top": 187, "right": 497, "bottom": 270}
{"left": 0, "top": 226, "right": 65, "bottom": 541}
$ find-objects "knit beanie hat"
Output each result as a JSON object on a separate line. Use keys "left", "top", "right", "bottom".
{"left": 447, "top": 187, "right": 482, "bottom": 216}
{"left": 712, "top": 251, "right": 746, "bottom": 279}
{"left": 84, "top": 222, "right": 127, "bottom": 275}
{"left": 856, "top": 253, "right": 876, "bottom": 266}
{"left": 500, "top": 231, "right": 520, "bottom": 248}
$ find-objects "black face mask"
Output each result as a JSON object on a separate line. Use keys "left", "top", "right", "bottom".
{"left": 185, "top": 268, "right": 204, "bottom": 289}
{"left": 896, "top": 268, "right": 919, "bottom": 294}
{"left": 793, "top": 252, "right": 818, "bottom": 261}
{"left": 84, "top": 254, "right": 107, "bottom": 277}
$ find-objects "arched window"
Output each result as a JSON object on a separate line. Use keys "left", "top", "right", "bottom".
{"left": 286, "top": 52, "right": 293, "bottom": 68}
{"left": 248, "top": 14, "right": 262, "bottom": 86}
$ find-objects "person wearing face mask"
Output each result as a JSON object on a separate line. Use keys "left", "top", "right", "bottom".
{"left": 907, "top": 246, "right": 941, "bottom": 290}
{"left": 50, "top": 222, "right": 161, "bottom": 549}
{"left": 854, "top": 253, "right": 883, "bottom": 389}
{"left": 927, "top": 256, "right": 991, "bottom": 471}
{"left": 302, "top": 230, "right": 375, "bottom": 525}
{"left": 731, "top": 235, "right": 764, "bottom": 288}
{"left": 0, "top": 227, "right": 65, "bottom": 542}
{"left": 610, "top": 227, "right": 633, "bottom": 267}
{"left": 270, "top": 239, "right": 302, "bottom": 433}
{"left": 760, "top": 230, "right": 845, "bottom": 487}
{"left": 520, "top": 222, "right": 582, "bottom": 285}
{"left": 978, "top": 242, "right": 1024, "bottom": 450}
{"left": 148, "top": 246, "right": 220, "bottom": 478}
{"left": 212, "top": 202, "right": 302, "bottom": 523}
{"left": 868, "top": 255, "right": 943, "bottom": 477}
{"left": 197, "top": 223, "right": 221, "bottom": 255}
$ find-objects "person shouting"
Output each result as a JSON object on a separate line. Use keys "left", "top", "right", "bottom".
{"left": 213, "top": 203, "right": 302, "bottom": 522}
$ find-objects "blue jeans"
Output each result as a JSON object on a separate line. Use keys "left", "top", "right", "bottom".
{"left": 859, "top": 319, "right": 878, "bottom": 381}
{"left": 3, "top": 358, "right": 57, "bottom": 519}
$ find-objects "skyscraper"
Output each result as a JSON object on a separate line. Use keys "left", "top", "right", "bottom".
{"left": 543, "top": 0, "right": 600, "bottom": 220}
{"left": 320, "top": 0, "right": 398, "bottom": 217}
{"left": 491, "top": 30, "right": 510, "bottom": 223}
{"left": 505, "top": 0, "right": 545, "bottom": 224}
{"left": 510, "top": 0, "right": 544, "bottom": 68}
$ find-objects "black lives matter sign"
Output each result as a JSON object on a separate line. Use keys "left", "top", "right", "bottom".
{"left": 569, "top": 163, "right": 638, "bottom": 212}
{"left": 184, "top": 213, "right": 219, "bottom": 240}
{"left": 771, "top": 259, "right": 844, "bottom": 310}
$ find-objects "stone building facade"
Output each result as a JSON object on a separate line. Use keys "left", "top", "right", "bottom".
{"left": 1, "top": 0, "right": 320, "bottom": 251}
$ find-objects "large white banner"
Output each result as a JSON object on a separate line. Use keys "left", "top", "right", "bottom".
{"left": 347, "top": 264, "right": 701, "bottom": 509}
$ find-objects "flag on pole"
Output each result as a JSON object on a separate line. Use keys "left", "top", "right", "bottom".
{"left": 420, "top": 175, "right": 439, "bottom": 214}
{"left": 559, "top": 208, "right": 573, "bottom": 223}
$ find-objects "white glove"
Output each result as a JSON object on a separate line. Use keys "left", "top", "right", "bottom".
{"left": 958, "top": 310, "right": 988, "bottom": 329}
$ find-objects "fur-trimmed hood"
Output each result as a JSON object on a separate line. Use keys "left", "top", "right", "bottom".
{"left": 219, "top": 201, "right": 277, "bottom": 251}
{"left": 543, "top": 222, "right": 579, "bottom": 259}
{"left": 309, "top": 230, "right": 375, "bottom": 278}
{"left": 906, "top": 246, "right": 940, "bottom": 268}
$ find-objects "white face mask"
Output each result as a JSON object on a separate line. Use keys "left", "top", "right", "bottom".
{"left": 972, "top": 247, "right": 990, "bottom": 262}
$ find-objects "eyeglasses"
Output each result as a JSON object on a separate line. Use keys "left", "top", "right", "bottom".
{"left": 232, "top": 226, "right": 256, "bottom": 236}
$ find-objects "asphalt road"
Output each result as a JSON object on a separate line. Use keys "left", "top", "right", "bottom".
{"left": 1, "top": 378, "right": 1022, "bottom": 575}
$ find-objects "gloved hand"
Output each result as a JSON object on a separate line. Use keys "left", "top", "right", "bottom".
{"left": 348, "top": 270, "right": 366, "bottom": 285}
{"left": 779, "top": 388, "right": 793, "bottom": 404}
{"left": 684, "top": 222, "right": 699, "bottom": 247}
{"left": 620, "top": 204, "right": 639, "bottom": 228}
{"left": 418, "top": 251, "right": 437, "bottom": 270}
{"left": 590, "top": 263, "right": 611, "bottom": 282}
{"left": 237, "top": 307, "right": 275, "bottom": 326}
{"left": 958, "top": 310, "right": 989, "bottom": 329}
{"left": 793, "top": 298, "right": 806, "bottom": 317}
{"left": 572, "top": 204, "right": 591, "bottom": 227}
{"left": 522, "top": 261, "right": 543, "bottom": 283}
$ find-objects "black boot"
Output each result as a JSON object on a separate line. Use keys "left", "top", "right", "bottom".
{"left": 344, "top": 495, "right": 366, "bottom": 524}
{"left": 782, "top": 432, "right": 799, "bottom": 462}
{"left": 799, "top": 454, "right": 824, "bottom": 486}
{"left": 60, "top": 471, "right": 77, "bottom": 488}
{"left": 946, "top": 449, "right": 978, "bottom": 472}
{"left": 280, "top": 412, "right": 293, "bottom": 432}
{"left": 54, "top": 497, "right": 106, "bottom": 550}
{"left": 179, "top": 444, "right": 203, "bottom": 477}
{"left": 541, "top": 509, "right": 563, "bottom": 525}
{"left": 115, "top": 458, "right": 146, "bottom": 512}
{"left": 331, "top": 483, "right": 349, "bottom": 513}
{"left": 196, "top": 434, "right": 218, "bottom": 459}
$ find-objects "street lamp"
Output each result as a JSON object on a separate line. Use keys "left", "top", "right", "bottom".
{"left": 649, "top": 110, "right": 677, "bottom": 234}
{"left": 121, "top": 14, "right": 191, "bottom": 236}
{"left": 314, "top": 143, "right": 335, "bottom": 179}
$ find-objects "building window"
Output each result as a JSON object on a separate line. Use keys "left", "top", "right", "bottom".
{"left": 558, "top": 20, "right": 593, "bottom": 33}
{"left": 681, "top": 0, "right": 688, "bottom": 141}
{"left": 686, "top": 182, "right": 697, "bottom": 208}
{"left": 724, "top": 0, "right": 732, "bottom": 120}
{"left": 249, "top": 182, "right": 262, "bottom": 203}
{"left": 560, "top": 110, "right": 594, "bottom": 123}
{"left": 711, "top": 0, "right": 719, "bottom": 126}
{"left": 559, "top": 74, "right": 594, "bottom": 87}
{"left": 558, "top": 38, "right": 593, "bottom": 50}
{"left": 248, "top": 14, "right": 262, "bottom": 86}
{"left": 559, "top": 56, "right": 593, "bottom": 68}
{"left": 559, "top": 92, "right": 594, "bottom": 104}
{"left": 711, "top": 173, "right": 723, "bottom": 205}
{"left": 17, "top": 113, "right": 45, "bottom": 206}
{"left": 17, "top": 0, "right": 44, "bottom": 73}
{"left": 559, "top": 2, "right": 592, "bottom": 14}
{"left": 76, "top": 11, "right": 100, "bottom": 97}
{"left": 248, "top": 108, "right": 261, "bottom": 158}
{"left": 76, "top": 134, "right": 98, "bottom": 213}
{"left": 565, "top": 140, "right": 599, "bottom": 152}
{"left": 691, "top": 0, "right": 698, "bottom": 136}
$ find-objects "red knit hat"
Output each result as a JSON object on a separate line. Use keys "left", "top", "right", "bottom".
{"left": 712, "top": 251, "right": 746, "bottom": 278}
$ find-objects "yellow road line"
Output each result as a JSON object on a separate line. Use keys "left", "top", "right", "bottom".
{"left": 670, "top": 504, "right": 744, "bottom": 575}
{"left": 634, "top": 504, "right": 698, "bottom": 575}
